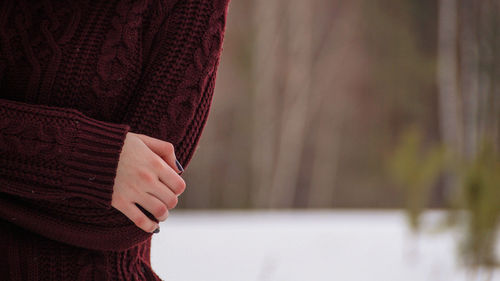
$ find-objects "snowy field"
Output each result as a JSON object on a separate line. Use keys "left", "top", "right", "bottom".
{"left": 150, "top": 210, "right": 500, "bottom": 281}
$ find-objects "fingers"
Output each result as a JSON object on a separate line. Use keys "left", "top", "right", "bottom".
{"left": 112, "top": 132, "right": 186, "bottom": 234}
{"left": 147, "top": 180, "right": 179, "bottom": 211}
{"left": 135, "top": 133, "right": 183, "bottom": 174}
{"left": 134, "top": 133, "right": 186, "bottom": 195}
{"left": 139, "top": 191, "right": 170, "bottom": 221}
{"left": 150, "top": 156, "right": 187, "bottom": 196}
{"left": 118, "top": 199, "right": 159, "bottom": 233}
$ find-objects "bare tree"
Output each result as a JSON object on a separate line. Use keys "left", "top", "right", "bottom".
{"left": 251, "top": 0, "right": 281, "bottom": 207}
{"left": 457, "top": 0, "right": 500, "bottom": 158}
{"left": 437, "top": 0, "right": 462, "bottom": 199}
{"left": 307, "top": 0, "right": 360, "bottom": 207}
{"left": 475, "top": 0, "right": 500, "bottom": 154}
{"left": 459, "top": 0, "right": 479, "bottom": 160}
{"left": 267, "top": 0, "right": 314, "bottom": 207}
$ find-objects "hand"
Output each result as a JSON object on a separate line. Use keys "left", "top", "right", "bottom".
{"left": 111, "top": 132, "right": 186, "bottom": 233}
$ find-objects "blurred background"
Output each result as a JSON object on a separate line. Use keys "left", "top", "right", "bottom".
{"left": 152, "top": 0, "right": 500, "bottom": 280}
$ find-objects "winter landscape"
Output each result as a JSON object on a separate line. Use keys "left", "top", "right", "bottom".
{"left": 151, "top": 210, "right": 500, "bottom": 281}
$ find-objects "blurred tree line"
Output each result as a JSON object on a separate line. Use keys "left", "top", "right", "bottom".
{"left": 386, "top": 0, "right": 500, "bottom": 272}
{"left": 176, "top": 0, "right": 499, "bottom": 212}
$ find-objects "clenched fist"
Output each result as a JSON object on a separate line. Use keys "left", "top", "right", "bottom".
{"left": 111, "top": 132, "right": 185, "bottom": 233}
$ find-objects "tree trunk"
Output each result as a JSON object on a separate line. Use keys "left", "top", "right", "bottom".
{"left": 306, "top": 1, "right": 360, "bottom": 208}
{"left": 251, "top": 0, "right": 281, "bottom": 207}
{"left": 437, "top": 0, "right": 462, "bottom": 199}
{"left": 459, "top": 0, "right": 479, "bottom": 160}
{"left": 269, "top": 0, "right": 314, "bottom": 207}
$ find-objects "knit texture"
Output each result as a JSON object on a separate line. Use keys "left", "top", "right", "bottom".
{"left": 0, "top": 0, "right": 229, "bottom": 280}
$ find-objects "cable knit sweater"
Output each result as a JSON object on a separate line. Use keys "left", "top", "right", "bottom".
{"left": 0, "top": 0, "right": 229, "bottom": 280}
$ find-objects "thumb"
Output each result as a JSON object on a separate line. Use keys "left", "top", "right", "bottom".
{"left": 134, "top": 133, "right": 184, "bottom": 174}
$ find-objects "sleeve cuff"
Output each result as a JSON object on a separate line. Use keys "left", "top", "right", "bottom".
{"left": 63, "top": 112, "right": 130, "bottom": 209}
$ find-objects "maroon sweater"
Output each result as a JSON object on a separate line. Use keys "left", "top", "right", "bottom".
{"left": 0, "top": 0, "right": 229, "bottom": 280}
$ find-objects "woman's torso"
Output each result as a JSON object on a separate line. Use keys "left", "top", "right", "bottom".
{"left": 0, "top": 0, "right": 167, "bottom": 280}
{"left": 0, "top": 0, "right": 162, "bottom": 123}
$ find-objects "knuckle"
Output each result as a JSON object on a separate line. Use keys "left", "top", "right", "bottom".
{"left": 163, "top": 142, "right": 175, "bottom": 154}
{"left": 133, "top": 215, "right": 147, "bottom": 228}
{"left": 151, "top": 158, "right": 164, "bottom": 170}
{"left": 174, "top": 177, "right": 186, "bottom": 194}
{"left": 154, "top": 204, "right": 168, "bottom": 219}
{"left": 168, "top": 195, "right": 178, "bottom": 209}
{"left": 138, "top": 169, "right": 155, "bottom": 183}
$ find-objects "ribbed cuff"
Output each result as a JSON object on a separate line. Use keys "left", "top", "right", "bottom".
{"left": 63, "top": 113, "right": 130, "bottom": 209}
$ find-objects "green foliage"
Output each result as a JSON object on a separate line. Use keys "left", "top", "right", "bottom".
{"left": 389, "top": 126, "right": 500, "bottom": 270}
{"left": 386, "top": 124, "right": 447, "bottom": 232}
{"left": 457, "top": 138, "right": 500, "bottom": 268}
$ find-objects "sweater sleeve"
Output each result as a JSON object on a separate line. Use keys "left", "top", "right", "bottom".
{"left": 0, "top": 0, "right": 230, "bottom": 251}
{"left": 122, "top": 0, "right": 229, "bottom": 169}
{"left": 0, "top": 98, "right": 130, "bottom": 208}
{"left": 0, "top": 98, "right": 139, "bottom": 250}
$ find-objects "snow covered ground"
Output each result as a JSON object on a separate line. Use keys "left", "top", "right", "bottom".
{"left": 150, "top": 210, "right": 500, "bottom": 281}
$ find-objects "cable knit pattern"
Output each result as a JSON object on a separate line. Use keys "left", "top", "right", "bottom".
{"left": 0, "top": 0, "right": 230, "bottom": 280}
{"left": 0, "top": 112, "right": 71, "bottom": 159}
{"left": 92, "top": 0, "right": 148, "bottom": 99}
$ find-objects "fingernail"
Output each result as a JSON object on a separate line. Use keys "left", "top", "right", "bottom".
{"left": 153, "top": 227, "right": 160, "bottom": 234}
{"left": 175, "top": 159, "right": 184, "bottom": 173}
